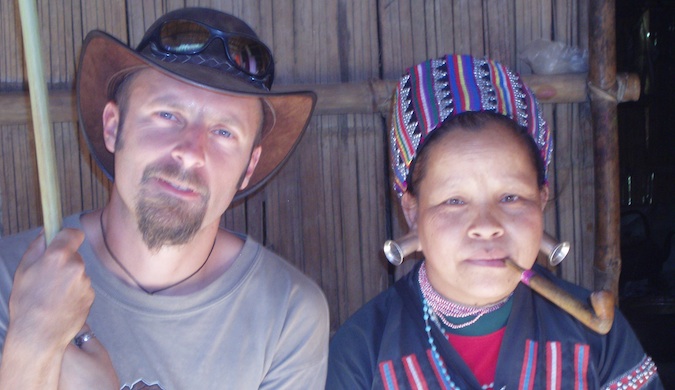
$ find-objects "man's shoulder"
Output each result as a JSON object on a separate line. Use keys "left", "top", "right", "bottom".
{"left": 1, "top": 213, "right": 83, "bottom": 254}
{"left": 0, "top": 227, "right": 42, "bottom": 267}
{"left": 0, "top": 214, "right": 85, "bottom": 274}
{"left": 244, "top": 238, "right": 314, "bottom": 281}
{"left": 0, "top": 228, "right": 43, "bottom": 297}
{"left": 241, "top": 236, "right": 327, "bottom": 303}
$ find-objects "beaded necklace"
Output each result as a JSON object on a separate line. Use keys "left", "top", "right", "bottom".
{"left": 423, "top": 297, "right": 461, "bottom": 389}
{"left": 419, "top": 262, "right": 512, "bottom": 329}
{"left": 423, "top": 301, "right": 497, "bottom": 390}
{"left": 419, "top": 262, "right": 512, "bottom": 389}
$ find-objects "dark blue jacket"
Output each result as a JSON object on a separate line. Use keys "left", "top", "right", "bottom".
{"left": 327, "top": 262, "right": 663, "bottom": 389}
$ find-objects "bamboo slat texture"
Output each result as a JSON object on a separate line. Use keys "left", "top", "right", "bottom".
{"left": 0, "top": 0, "right": 604, "bottom": 331}
{"left": 553, "top": 0, "right": 597, "bottom": 290}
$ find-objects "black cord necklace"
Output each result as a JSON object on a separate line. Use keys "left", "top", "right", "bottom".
{"left": 99, "top": 210, "right": 216, "bottom": 295}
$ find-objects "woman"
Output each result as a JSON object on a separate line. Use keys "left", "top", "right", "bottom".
{"left": 326, "top": 54, "right": 662, "bottom": 389}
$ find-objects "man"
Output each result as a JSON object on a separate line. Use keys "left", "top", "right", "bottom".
{"left": 0, "top": 8, "right": 329, "bottom": 389}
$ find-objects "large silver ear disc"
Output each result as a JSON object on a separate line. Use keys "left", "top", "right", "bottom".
{"left": 383, "top": 232, "right": 419, "bottom": 266}
{"left": 548, "top": 241, "right": 570, "bottom": 266}
{"left": 541, "top": 232, "right": 570, "bottom": 266}
{"left": 384, "top": 240, "right": 404, "bottom": 266}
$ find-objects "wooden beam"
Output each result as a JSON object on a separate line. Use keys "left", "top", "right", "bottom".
{"left": 0, "top": 90, "right": 75, "bottom": 125}
{"left": 0, "top": 72, "right": 639, "bottom": 125}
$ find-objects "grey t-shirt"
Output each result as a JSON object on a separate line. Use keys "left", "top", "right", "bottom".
{"left": 0, "top": 213, "right": 329, "bottom": 389}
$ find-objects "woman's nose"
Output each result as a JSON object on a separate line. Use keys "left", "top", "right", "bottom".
{"left": 467, "top": 207, "right": 505, "bottom": 239}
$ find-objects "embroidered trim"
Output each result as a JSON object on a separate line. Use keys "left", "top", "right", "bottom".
{"left": 402, "top": 354, "right": 429, "bottom": 390}
{"left": 574, "top": 344, "right": 590, "bottom": 390}
{"left": 603, "top": 355, "right": 658, "bottom": 390}
{"left": 379, "top": 360, "right": 401, "bottom": 390}
{"left": 546, "top": 341, "right": 562, "bottom": 390}
{"left": 518, "top": 339, "right": 538, "bottom": 390}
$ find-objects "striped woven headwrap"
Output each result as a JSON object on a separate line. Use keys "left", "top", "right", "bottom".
{"left": 390, "top": 54, "right": 553, "bottom": 196}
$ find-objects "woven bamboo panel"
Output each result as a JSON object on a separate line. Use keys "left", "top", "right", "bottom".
{"left": 0, "top": 0, "right": 594, "bottom": 331}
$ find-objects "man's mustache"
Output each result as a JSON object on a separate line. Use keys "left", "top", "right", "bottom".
{"left": 140, "top": 162, "right": 209, "bottom": 198}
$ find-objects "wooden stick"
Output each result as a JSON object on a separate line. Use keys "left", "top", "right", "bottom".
{"left": 17, "top": 0, "right": 62, "bottom": 242}
{"left": 504, "top": 258, "right": 615, "bottom": 334}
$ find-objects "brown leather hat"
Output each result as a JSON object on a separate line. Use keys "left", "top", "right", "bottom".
{"left": 77, "top": 8, "right": 316, "bottom": 200}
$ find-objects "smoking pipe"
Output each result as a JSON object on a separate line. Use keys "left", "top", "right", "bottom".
{"left": 504, "top": 258, "right": 614, "bottom": 334}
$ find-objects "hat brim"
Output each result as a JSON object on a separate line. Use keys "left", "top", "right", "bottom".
{"left": 77, "top": 31, "right": 316, "bottom": 201}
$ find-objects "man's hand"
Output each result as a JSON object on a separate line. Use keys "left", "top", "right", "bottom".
{"left": 0, "top": 228, "right": 95, "bottom": 388}
{"left": 9, "top": 228, "right": 94, "bottom": 346}
{"left": 59, "top": 326, "right": 119, "bottom": 390}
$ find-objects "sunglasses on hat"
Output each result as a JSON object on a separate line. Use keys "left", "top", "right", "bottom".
{"left": 137, "top": 19, "right": 274, "bottom": 90}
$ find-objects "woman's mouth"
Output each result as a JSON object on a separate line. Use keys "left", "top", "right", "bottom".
{"left": 465, "top": 257, "right": 508, "bottom": 267}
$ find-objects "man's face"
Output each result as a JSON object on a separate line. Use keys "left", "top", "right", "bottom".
{"left": 102, "top": 68, "right": 262, "bottom": 249}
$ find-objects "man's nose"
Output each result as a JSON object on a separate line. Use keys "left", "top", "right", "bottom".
{"left": 171, "top": 125, "right": 207, "bottom": 168}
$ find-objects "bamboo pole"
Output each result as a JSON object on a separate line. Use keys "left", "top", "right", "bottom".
{"left": 17, "top": 0, "right": 62, "bottom": 242}
{"left": 589, "top": 0, "right": 622, "bottom": 298}
{"left": 0, "top": 72, "right": 640, "bottom": 125}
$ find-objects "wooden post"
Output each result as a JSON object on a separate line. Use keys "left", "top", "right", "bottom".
{"left": 589, "top": 0, "right": 622, "bottom": 297}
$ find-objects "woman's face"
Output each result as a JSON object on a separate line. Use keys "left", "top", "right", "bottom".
{"left": 402, "top": 122, "right": 549, "bottom": 306}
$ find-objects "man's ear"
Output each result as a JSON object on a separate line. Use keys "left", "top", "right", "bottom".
{"left": 102, "top": 102, "right": 120, "bottom": 153}
{"left": 400, "top": 192, "right": 419, "bottom": 230}
{"left": 238, "top": 146, "right": 262, "bottom": 190}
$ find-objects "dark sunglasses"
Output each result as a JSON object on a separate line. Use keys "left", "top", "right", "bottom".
{"left": 138, "top": 19, "right": 274, "bottom": 89}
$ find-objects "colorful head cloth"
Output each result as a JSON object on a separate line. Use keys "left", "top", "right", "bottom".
{"left": 389, "top": 54, "right": 553, "bottom": 196}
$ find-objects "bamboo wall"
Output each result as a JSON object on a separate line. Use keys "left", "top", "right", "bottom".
{"left": 0, "top": 0, "right": 594, "bottom": 333}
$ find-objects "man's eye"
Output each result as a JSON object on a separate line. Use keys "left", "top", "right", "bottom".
{"left": 444, "top": 198, "right": 464, "bottom": 205}
{"left": 158, "top": 112, "right": 175, "bottom": 120}
{"left": 214, "top": 129, "right": 233, "bottom": 138}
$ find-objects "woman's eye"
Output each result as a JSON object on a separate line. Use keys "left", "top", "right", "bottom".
{"left": 444, "top": 198, "right": 464, "bottom": 206}
{"left": 502, "top": 194, "right": 519, "bottom": 203}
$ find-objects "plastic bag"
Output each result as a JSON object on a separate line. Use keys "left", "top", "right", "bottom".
{"left": 520, "top": 39, "right": 588, "bottom": 75}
